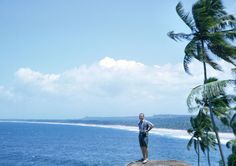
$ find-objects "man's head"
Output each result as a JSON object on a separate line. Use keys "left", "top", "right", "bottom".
{"left": 139, "top": 113, "right": 144, "bottom": 121}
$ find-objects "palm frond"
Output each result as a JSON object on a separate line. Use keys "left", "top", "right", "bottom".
{"left": 188, "top": 106, "right": 200, "bottom": 113}
{"left": 183, "top": 55, "right": 193, "bottom": 75}
{"left": 187, "top": 80, "right": 235, "bottom": 110}
{"left": 167, "top": 31, "right": 192, "bottom": 41}
{"left": 200, "top": 141, "right": 206, "bottom": 154}
{"left": 219, "top": 116, "right": 230, "bottom": 126}
{"left": 183, "top": 38, "right": 199, "bottom": 74}
{"left": 232, "top": 68, "right": 236, "bottom": 72}
{"left": 204, "top": 52, "right": 222, "bottom": 71}
{"left": 213, "top": 107, "right": 228, "bottom": 117}
{"left": 226, "top": 139, "right": 236, "bottom": 149}
{"left": 194, "top": 139, "right": 198, "bottom": 154}
{"left": 187, "top": 136, "right": 194, "bottom": 150}
{"left": 224, "top": 30, "right": 236, "bottom": 41}
{"left": 176, "top": 2, "right": 196, "bottom": 31}
{"left": 213, "top": 15, "right": 236, "bottom": 30}
{"left": 205, "top": 77, "right": 218, "bottom": 83}
{"left": 190, "top": 117, "right": 196, "bottom": 128}
{"left": 187, "top": 128, "right": 194, "bottom": 135}
{"left": 230, "top": 121, "right": 236, "bottom": 136}
{"left": 192, "top": 0, "right": 205, "bottom": 31}
{"left": 192, "top": 0, "right": 219, "bottom": 32}
{"left": 207, "top": 34, "right": 236, "bottom": 64}
{"left": 208, "top": 42, "right": 236, "bottom": 65}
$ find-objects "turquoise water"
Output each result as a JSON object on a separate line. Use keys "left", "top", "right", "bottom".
{"left": 0, "top": 122, "right": 231, "bottom": 166}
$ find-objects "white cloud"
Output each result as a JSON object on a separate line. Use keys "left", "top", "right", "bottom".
{"left": 15, "top": 68, "right": 60, "bottom": 93}
{"left": 0, "top": 56, "right": 233, "bottom": 117}
{"left": 99, "top": 56, "right": 144, "bottom": 71}
{"left": 0, "top": 85, "right": 15, "bottom": 99}
{"left": 14, "top": 57, "right": 235, "bottom": 101}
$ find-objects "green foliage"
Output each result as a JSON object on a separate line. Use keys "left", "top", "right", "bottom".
{"left": 230, "top": 122, "right": 236, "bottom": 136}
{"left": 187, "top": 110, "right": 217, "bottom": 152}
{"left": 227, "top": 154, "right": 236, "bottom": 166}
{"left": 226, "top": 139, "right": 236, "bottom": 166}
{"left": 187, "top": 80, "right": 234, "bottom": 109}
{"left": 168, "top": 1, "right": 236, "bottom": 165}
{"left": 176, "top": 2, "right": 195, "bottom": 31}
{"left": 226, "top": 140, "right": 236, "bottom": 153}
{"left": 168, "top": 0, "right": 236, "bottom": 74}
{"left": 187, "top": 110, "right": 217, "bottom": 165}
{"left": 226, "top": 115, "right": 236, "bottom": 166}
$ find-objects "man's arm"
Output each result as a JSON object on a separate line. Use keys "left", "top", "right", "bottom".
{"left": 146, "top": 121, "right": 154, "bottom": 132}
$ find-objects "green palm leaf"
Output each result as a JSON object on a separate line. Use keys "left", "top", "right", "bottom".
{"left": 183, "top": 38, "right": 199, "bottom": 74}
{"left": 187, "top": 136, "right": 194, "bottom": 150}
{"left": 187, "top": 80, "right": 235, "bottom": 109}
{"left": 176, "top": 2, "right": 195, "bottom": 31}
{"left": 167, "top": 31, "right": 192, "bottom": 41}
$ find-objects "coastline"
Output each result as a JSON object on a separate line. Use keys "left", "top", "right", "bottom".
{"left": 0, "top": 120, "right": 234, "bottom": 144}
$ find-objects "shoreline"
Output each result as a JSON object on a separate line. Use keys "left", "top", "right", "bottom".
{"left": 0, "top": 120, "right": 234, "bottom": 144}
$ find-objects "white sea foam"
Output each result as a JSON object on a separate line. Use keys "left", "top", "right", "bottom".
{"left": 0, "top": 120, "right": 234, "bottom": 144}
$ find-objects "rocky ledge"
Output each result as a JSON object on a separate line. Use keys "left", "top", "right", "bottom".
{"left": 126, "top": 160, "right": 190, "bottom": 166}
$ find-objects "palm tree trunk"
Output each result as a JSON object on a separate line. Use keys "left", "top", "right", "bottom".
{"left": 200, "top": 40, "right": 207, "bottom": 84}
{"left": 206, "top": 132, "right": 211, "bottom": 166}
{"left": 201, "top": 40, "right": 211, "bottom": 166}
{"left": 203, "top": 62, "right": 207, "bottom": 83}
{"left": 207, "top": 148, "right": 211, "bottom": 166}
{"left": 209, "top": 104, "right": 226, "bottom": 166}
{"left": 197, "top": 140, "right": 200, "bottom": 166}
{"left": 200, "top": 39, "right": 225, "bottom": 165}
{"left": 230, "top": 113, "right": 236, "bottom": 126}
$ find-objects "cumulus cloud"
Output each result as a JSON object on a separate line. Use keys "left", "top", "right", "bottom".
{"left": 0, "top": 85, "right": 15, "bottom": 99}
{"left": 99, "top": 57, "right": 145, "bottom": 71}
{"left": 14, "top": 57, "right": 234, "bottom": 101}
{"left": 15, "top": 68, "right": 60, "bottom": 93}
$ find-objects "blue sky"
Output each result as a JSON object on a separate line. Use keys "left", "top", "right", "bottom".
{"left": 0, "top": 0, "right": 236, "bottom": 119}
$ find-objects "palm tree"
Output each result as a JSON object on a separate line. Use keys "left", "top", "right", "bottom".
{"left": 187, "top": 116, "right": 202, "bottom": 166}
{"left": 168, "top": 0, "right": 236, "bottom": 82}
{"left": 204, "top": 131, "right": 217, "bottom": 166}
{"left": 187, "top": 110, "right": 216, "bottom": 166}
{"left": 225, "top": 68, "right": 236, "bottom": 165}
{"left": 168, "top": 1, "right": 236, "bottom": 165}
{"left": 187, "top": 79, "right": 236, "bottom": 165}
{"left": 226, "top": 106, "right": 236, "bottom": 166}
{"left": 200, "top": 108, "right": 217, "bottom": 166}
{"left": 226, "top": 139, "right": 236, "bottom": 166}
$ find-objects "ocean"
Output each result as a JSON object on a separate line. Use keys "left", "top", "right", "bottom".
{"left": 0, "top": 121, "right": 232, "bottom": 166}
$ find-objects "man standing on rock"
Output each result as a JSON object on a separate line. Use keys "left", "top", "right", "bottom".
{"left": 138, "top": 113, "right": 154, "bottom": 164}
